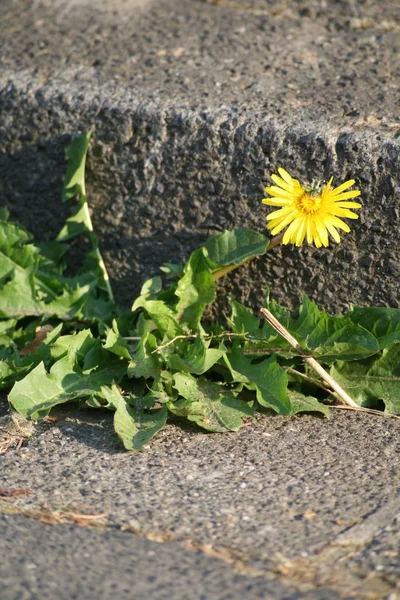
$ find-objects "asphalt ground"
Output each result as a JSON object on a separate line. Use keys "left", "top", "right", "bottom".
{"left": 0, "top": 516, "right": 341, "bottom": 600}
{"left": 1, "top": 398, "right": 400, "bottom": 598}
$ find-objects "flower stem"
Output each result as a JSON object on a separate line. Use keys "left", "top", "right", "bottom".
{"left": 212, "top": 232, "right": 283, "bottom": 282}
{"left": 211, "top": 258, "right": 252, "bottom": 281}
{"left": 266, "top": 231, "right": 284, "bottom": 251}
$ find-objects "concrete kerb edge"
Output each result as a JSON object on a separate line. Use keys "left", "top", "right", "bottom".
{"left": 1, "top": 72, "right": 400, "bottom": 312}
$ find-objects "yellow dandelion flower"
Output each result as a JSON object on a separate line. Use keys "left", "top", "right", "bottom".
{"left": 262, "top": 168, "right": 362, "bottom": 247}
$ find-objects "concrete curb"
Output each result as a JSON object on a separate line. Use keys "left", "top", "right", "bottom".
{"left": 1, "top": 0, "right": 400, "bottom": 314}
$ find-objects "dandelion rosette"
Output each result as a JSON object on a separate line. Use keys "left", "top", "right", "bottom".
{"left": 262, "top": 168, "right": 362, "bottom": 247}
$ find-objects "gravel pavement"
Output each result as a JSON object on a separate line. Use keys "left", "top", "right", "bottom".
{"left": 1, "top": 399, "right": 400, "bottom": 599}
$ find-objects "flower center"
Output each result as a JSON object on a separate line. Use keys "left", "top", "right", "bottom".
{"left": 295, "top": 191, "right": 322, "bottom": 215}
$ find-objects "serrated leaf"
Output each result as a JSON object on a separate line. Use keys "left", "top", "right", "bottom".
{"left": 229, "top": 348, "right": 291, "bottom": 414}
{"left": 0, "top": 359, "right": 16, "bottom": 389}
{"left": 144, "top": 388, "right": 171, "bottom": 405}
{"left": 132, "top": 298, "right": 179, "bottom": 338}
{"left": 222, "top": 349, "right": 254, "bottom": 384}
{"left": 288, "top": 390, "right": 330, "bottom": 417}
{"left": 0, "top": 268, "right": 42, "bottom": 318}
{"left": 171, "top": 372, "right": 253, "bottom": 432}
{"left": 174, "top": 249, "right": 216, "bottom": 330}
{"left": 0, "top": 212, "right": 43, "bottom": 317}
{"left": 292, "top": 297, "right": 379, "bottom": 361}
{"left": 230, "top": 300, "right": 291, "bottom": 355}
{"left": 57, "top": 204, "right": 90, "bottom": 242}
{"left": 131, "top": 277, "right": 163, "bottom": 312}
{"left": 50, "top": 329, "right": 96, "bottom": 363}
{"left": 0, "top": 324, "right": 63, "bottom": 390}
{"left": 82, "top": 340, "right": 114, "bottom": 373}
{"left": 0, "top": 319, "right": 19, "bottom": 348}
{"left": 58, "top": 131, "right": 115, "bottom": 311}
{"left": 264, "top": 290, "right": 293, "bottom": 328}
{"left": 0, "top": 210, "right": 114, "bottom": 321}
{"left": 165, "top": 337, "right": 224, "bottom": 375}
{"left": 62, "top": 131, "right": 92, "bottom": 203}
{"left": 348, "top": 306, "right": 400, "bottom": 350}
{"left": 109, "top": 387, "right": 167, "bottom": 450}
{"left": 0, "top": 214, "right": 36, "bottom": 282}
{"left": 204, "top": 228, "right": 269, "bottom": 266}
{"left": 104, "top": 320, "right": 131, "bottom": 360}
{"left": 8, "top": 352, "right": 126, "bottom": 418}
{"left": 142, "top": 276, "right": 163, "bottom": 297}
{"left": 37, "top": 241, "right": 69, "bottom": 266}
{"left": 331, "top": 344, "right": 400, "bottom": 414}
{"left": 230, "top": 301, "right": 262, "bottom": 336}
{"left": 128, "top": 316, "right": 160, "bottom": 379}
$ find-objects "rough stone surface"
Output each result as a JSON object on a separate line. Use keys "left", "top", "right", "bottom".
{"left": 2, "top": 515, "right": 312, "bottom": 600}
{"left": 1, "top": 0, "right": 400, "bottom": 314}
{"left": 1, "top": 400, "right": 400, "bottom": 597}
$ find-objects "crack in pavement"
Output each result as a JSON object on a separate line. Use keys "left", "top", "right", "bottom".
{"left": 2, "top": 494, "right": 399, "bottom": 598}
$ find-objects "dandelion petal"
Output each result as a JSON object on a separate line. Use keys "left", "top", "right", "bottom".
{"left": 262, "top": 169, "right": 361, "bottom": 247}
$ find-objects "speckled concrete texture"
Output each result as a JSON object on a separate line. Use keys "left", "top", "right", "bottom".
{"left": 1, "top": 0, "right": 399, "bottom": 314}
{"left": 1, "top": 515, "right": 309, "bottom": 600}
{"left": 1, "top": 400, "right": 400, "bottom": 598}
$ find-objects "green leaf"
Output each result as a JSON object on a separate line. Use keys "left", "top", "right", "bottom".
{"left": 171, "top": 372, "right": 253, "bottom": 432}
{"left": 165, "top": 337, "right": 225, "bottom": 375}
{"left": 0, "top": 358, "right": 17, "bottom": 389}
{"left": 8, "top": 351, "right": 126, "bottom": 418}
{"left": 104, "top": 320, "right": 131, "bottom": 361}
{"left": 62, "top": 131, "right": 92, "bottom": 203}
{"left": 288, "top": 390, "right": 330, "bottom": 418}
{"left": 110, "top": 387, "right": 168, "bottom": 450}
{"left": 174, "top": 249, "right": 216, "bottom": 330}
{"left": 222, "top": 350, "right": 253, "bottom": 384}
{"left": 131, "top": 278, "right": 163, "bottom": 310}
{"left": 50, "top": 329, "right": 96, "bottom": 363}
{"left": 58, "top": 131, "right": 115, "bottom": 307}
{"left": 90, "top": 384, "right": 124, "bottom": 410}
{"left": 331, "top": 344, "right": 400, "bottom": 414}
{"left": 159, "top": 263, "right": 184, "bottom": 279}
{"left": 230, "top": 301, "right": 261, "bottom": 336}
{"left": 131, "top": 277, "right": 163, "bottom": 312}
{"left": 0, "top": 209, "right": 114, "bottom": 321}
{"left": 0, "top": 319, "right": 19, "bottom": 348}
{"left": 292, "top": 297, "right": 380, "bottom": 361}
{"left": 264, "top": 290, "right": 293, "bottom": 328}
{"left": 142, "top": 276, "right": 163, "bottom": 297}
{"left": 144, "top": 386, "right": 171, "bottom": 406}
{"left": 230, "top": 300, "right": 292, "bottom": 356}
{"left": 132, "top": 298, "right": 179, "bottom": 339}
{"left": 0, "top": 323, "right": 63, "bottom": 390}
{"left": 0, "top": 212, "right": 35, "bottom": 278}
{"left": 229, "top": 349, "right": 292, "bottom": 414}
{"left": 37, "top": 241, "right": 69, "bottom": 266}
{"left": 0, "top": 269, "right": 40, "bottom": 318}
{"left": 128, "top": 316, "right": 160, "bottom": 379}
{"left": 348, "top": 306, "right": 400, "bottom": 350}
{"left": 57, "top": 204, "right": 90, "bottom": 242}
{"left": 0, "top": 213, "right": 43, "bottom": 317}
{"left": 204, "top": 228, "right": 269, "bottom": 266}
